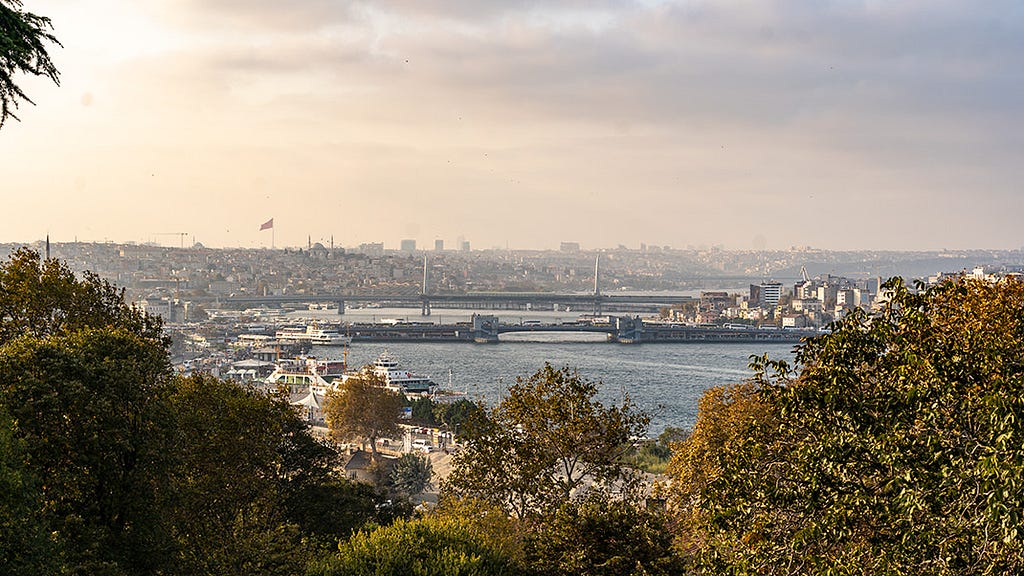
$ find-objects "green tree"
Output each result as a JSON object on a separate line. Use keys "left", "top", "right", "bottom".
{"left": 433, "top": 398, "right": 483, "bottom": 436}
{"left": 0, "top": 248, "right": 164, "bottom": 345}
{"left": 388, "top": 453, "right": 434, "bottom": 498}
{"left": 0, "top": 327, "right": 176, "bottom": 575}
{"left": 404, "top": 395, "right": 438, "bottom": 426}
{"left": 669, "top": 278, "right": 1024, "bottom": 573}
{"left": 324, "top": 372, "right": 402, "bottom": 462}
{"left": 444, "top": 364, "right": 649, "bottom": 519}
{"left": 0, "top": 406, "right": 59, "bottom": 574}
{"left": 0, "top": 251, "right": 388, "bottom": 573}
{"left": 309, "top": 514, "right": 525, "bottom": 576}
{"left": 526, "top": 495, "right": 683, "bottom": 576}
{"left": 1, "top": 0, "right": 60, "bottom": 127}
{"left": 167, "top": 374, "right": 381, "bottom": 574}
{"left": 283, "top": 476, "right": 386, "bottom": 545}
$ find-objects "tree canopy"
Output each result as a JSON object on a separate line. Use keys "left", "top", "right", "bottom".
{"left": 444, "top": 364, "right": 649, "bottom": 519}
{"left": 0, "top": 0, "right": 60, "bottom": 127}
{"left": 0, "top": 248, "right": 164, "bottom": 345}
{"left": 309, "top": 514, "right": 524, "bottom": 576}
{"left": 0, "top": 327, "right": 176, "bottom": 575}
{"left": 324, "top": 371, "right": 403, "bottom": 461}
{"left": 669, "top": 278, "right": 1024, "bottom": 573}
{"left": 0, "top": 251, "right": 387, "bottom": 574}
{"left": 388, "top": 453, "right": 434, "bottom": 498}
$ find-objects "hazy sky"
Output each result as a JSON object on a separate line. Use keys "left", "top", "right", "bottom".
{"left": 2, "top": 1, "right": 1022, "bottom": 251}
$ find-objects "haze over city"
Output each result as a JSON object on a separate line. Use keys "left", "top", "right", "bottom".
{"left": 2, "top": 1, "right": 1022, "bottom": 251}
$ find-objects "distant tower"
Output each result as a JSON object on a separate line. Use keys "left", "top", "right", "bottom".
{"left": 422, "top": 255, "right": 429, "bottom": 295}
{"left": 421, "top": 255, "right": 431, "bottom": 316}
{"left": 594, "top": 254, "right": 601, "bottom": 296}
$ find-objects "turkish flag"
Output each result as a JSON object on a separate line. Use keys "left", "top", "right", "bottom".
{"left": 260, "top": 218, "right": 274, "bottom": 231}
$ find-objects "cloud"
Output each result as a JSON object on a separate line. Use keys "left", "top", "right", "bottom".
{"left": 3, "top": 0, "right": 1022, "bottom": 250}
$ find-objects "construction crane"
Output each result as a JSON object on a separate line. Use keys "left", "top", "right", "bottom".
{"left": 154, "top": 232, "right": 189, "bottom": 249}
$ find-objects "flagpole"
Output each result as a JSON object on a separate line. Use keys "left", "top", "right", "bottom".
{"left": 272, "top": 227, "right": 275, "bottom": 250}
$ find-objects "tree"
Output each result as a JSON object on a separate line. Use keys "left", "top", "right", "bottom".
{"left": 0, "top": 406, "right": 59, "bottom": 574}
{"left": 0, "top": 248, "right": 165, "bottom": 345}
{"left": 0, "top": 327, "right": 177, "bottom": 575}
{"left": 668, "top": 278, "right": 1024, "bottom": 573}
{"left": 525, "top": 495, "right": 683, "bottom": 576}
{"left": 434, "top": 398, "right": 483, "bottom": 435}
{"left": 166, "top": 374, "right": 385, "bottom": 574}
{"left": 1, "top": 0, "right": 60, "bottom": 128}
{"left": 388, "top": 453, "right": 434, "bottom": 497}
{"left": 0, "top": 252, "right": 389, "bottom": 573}
{"left": 324, "top": 372, "right": 402, "bottom": 462}
{"left": 308, "top": 514, "right": 525, "bottom": 576}
{"left": 444, "top": 364, "right": 649, "bottom": 519}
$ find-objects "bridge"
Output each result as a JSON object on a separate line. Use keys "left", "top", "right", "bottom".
{"left": 224, "top": 291, "right": 694, "bottom": 316}
{"left": 339, "top": 315, "right": 816, "bottom": 344}
{"left": 221, "top": 255, "right": 803, "bottom": 315}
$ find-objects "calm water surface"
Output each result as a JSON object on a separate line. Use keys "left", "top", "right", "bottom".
{"left": 311, "top": 337, "right": 797, "bottom": 435}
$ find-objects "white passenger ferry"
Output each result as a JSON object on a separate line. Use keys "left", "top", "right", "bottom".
{"left": 343, "top": 351, "right": 436, "bottom": 395}
{"left": 275, "top": 324, "right": 352, "bottom": 346}
{"left": 263, "top": 357, "right": 347, "bottom": 396}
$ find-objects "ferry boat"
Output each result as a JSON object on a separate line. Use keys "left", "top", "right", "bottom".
{"left": 263, "top": 357, "right": 347, "bottom": 396}
{"left": 275, "top": 324, "right": 352, "bottom": 346}
{"left": 343, "top": 351, "right": 436, "bottom": 395}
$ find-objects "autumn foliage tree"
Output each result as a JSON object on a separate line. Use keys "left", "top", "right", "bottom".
{"left": 669, "top": 278, "right": 1024, "bottom": 573}
{"left": 324, "top": 371, "right": 402, "bottom": 461}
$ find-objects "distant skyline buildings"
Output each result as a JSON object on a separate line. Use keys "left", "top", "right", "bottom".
{"left": 13, "top": 231, "right": 1024, "bottom": 255}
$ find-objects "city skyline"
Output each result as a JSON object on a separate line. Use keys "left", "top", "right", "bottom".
{"left": 2, "top": 1, "right": 1022, "bottom": 251}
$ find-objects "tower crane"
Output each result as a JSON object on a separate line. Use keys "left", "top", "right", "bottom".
{"left": 154, "top": 232, "right": 189, "bottom": 249}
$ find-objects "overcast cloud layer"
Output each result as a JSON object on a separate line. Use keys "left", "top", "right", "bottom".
{"left": 2, "top": 0, "right": 1022, "bottom": 250}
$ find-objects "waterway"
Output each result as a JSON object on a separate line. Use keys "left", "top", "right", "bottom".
{"left": 309, "top": 336, "right": 798, "bottom": 435}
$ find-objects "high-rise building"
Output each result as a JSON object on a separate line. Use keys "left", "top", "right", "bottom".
{"left": 434, "top": 239, "right": 444, "bottom": 251}
{"left": 759, "top": 282, "right": 783, "bottom": 307}
{"left": 400, "top": 239, "right": 416, "bottom": 252}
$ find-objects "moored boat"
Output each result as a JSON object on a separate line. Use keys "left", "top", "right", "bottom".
{"left": 343, "top": 350, "right": 436, "bottom": 395}
{"left": 264, "top": 357, "right": 347, "bottom": 396}
{"left": 275, "top": 324, "right": 352, "bottom": 346}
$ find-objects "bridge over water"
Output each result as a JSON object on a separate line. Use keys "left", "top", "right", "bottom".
{"left": 341, "top": 315, "right": 814, "bottom": 344}
{"left": 224, "top": 253, "right": 798, "bottom": 315}
{"left": 225, "top": 291, "right": 696, "bottom": 316}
